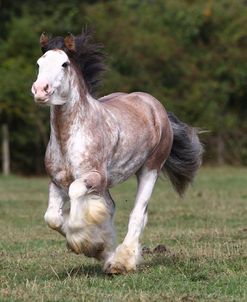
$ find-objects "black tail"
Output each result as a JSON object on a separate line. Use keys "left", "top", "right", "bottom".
{"left": 162, "top": 112, "right": 203, "bottom": 196}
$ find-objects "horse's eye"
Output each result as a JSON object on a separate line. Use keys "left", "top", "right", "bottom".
{"left": 62, "top": 62, "right": 69, "bottom": 68}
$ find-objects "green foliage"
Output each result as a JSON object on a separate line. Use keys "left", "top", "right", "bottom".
{"left": 86, "top": 0, "right": 247, "bottom": 163}
{"left": 0, "top": 0, "right": 247, "bottom": 173}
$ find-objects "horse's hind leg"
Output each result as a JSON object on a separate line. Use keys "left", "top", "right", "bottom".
{"left": 104, "top": 167, "right": 158, "bottom": 274}
{"left": 44, "top": 182, "right": 69, "bottom": 236}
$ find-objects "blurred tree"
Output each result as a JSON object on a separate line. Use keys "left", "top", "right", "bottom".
{"left": 0, "top": 0, "right": 247, "bottom": 173}
{"left": 0, "top": 2, "right": 82, "bottom": 173}
{"left": 85, "top": 0, "right": 247, "bottom": 164}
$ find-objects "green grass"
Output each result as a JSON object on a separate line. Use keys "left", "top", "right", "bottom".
{"left": 1, "top": 167, "right": 247, "bottom": 301}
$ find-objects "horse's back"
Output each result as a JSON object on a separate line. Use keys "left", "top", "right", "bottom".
{"left": 99, "top": 92, "right": 127, "bottom": 102}
{"left": 100, "top": 91, "right": 168, "bottom": 123}
{"left": 100, "top": 92, "right": 171, "bottom": 138}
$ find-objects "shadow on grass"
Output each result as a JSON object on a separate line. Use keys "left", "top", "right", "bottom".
{"left": 51, "top": 254, "right": 176, "bottom": 281}
{"left": 141, "top": 251, "right": 211, "bottom": 282}
{"left": 51, "top": 245, "right": 173, "bottom": 280}
{"left": 41, "top": 248, "right": 245, "bottom": 282}
{"left": 141, "top": 252, "right": 176, "bottom": 270}
{"left": 55, "top": 263, "right": 110, "bottom": 280}
{"left": 50, "top": 248, "right": 187, "bottom": 280}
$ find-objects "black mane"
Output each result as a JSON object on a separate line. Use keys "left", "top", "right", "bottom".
{"left": 41, "top": 29, "right": 106, "bottom": 95}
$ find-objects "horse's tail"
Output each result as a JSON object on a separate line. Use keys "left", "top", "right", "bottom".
{"left": 162, "top": 112, "right": 203, "bottom": 196}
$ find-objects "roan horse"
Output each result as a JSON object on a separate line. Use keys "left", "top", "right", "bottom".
{"left": 31, "top": 31, "right": 203, "bottom": 274}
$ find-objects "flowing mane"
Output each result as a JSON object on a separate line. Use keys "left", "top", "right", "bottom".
{"left": 41, "top": 29, "right": 106, "bottom": 95}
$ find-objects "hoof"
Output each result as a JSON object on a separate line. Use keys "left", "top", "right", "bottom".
{"left": 103, "top": 243, "right": 140, "bottom": 274}
{"left": 104, "top": 262, "right": 134, "bottom": 275}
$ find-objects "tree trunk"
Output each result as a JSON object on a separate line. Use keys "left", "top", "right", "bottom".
{"left": 2, "top": 124, "right": 10, "bottom": 175}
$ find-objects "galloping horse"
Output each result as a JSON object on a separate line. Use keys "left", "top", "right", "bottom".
{"left": 31, "top": 31, "right": 203, "bottom": 274}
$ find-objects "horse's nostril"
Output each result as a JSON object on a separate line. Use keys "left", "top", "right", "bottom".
{"left": 44, "top": 84, "right": 49, "bottom": 92}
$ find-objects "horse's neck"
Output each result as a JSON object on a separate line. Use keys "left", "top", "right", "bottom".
{"left": 49, "top": 92, "right": 102, "bottom": 148}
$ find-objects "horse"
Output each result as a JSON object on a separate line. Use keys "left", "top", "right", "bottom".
{"left": 31, "top": 30, "right": 203, "bottom": 274}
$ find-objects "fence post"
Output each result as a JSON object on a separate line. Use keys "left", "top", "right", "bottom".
{"left": 2, "top": 124, "right": 10, "bottom": 175}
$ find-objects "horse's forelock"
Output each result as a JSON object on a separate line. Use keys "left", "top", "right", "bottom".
{"left": 41, "top": 36, "right": 66, "bottom": 54}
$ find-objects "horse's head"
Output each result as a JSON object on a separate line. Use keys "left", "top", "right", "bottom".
{"left": 31, "top": 33, "right": 76, "bottom": 105}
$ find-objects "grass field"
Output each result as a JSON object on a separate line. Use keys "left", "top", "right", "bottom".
{"left": 0, "top": 167, "right": 247, "bottom": 301}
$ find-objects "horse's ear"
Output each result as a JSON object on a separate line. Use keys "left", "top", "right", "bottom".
{"left": 64, "top": 33, "right": 76, "bottom": 52}
{"left": 40, "top": 32, "right": 49, "bottom": 48}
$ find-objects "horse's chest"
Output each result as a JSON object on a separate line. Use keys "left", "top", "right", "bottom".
{"left": 45, "top": 149, "right": 73, "bottom": 190}
{"left": 45, "top": 137, "right": 97, "bottom": 190}
{"left": 45, "top": 138, "right": 74, "bottom": 185}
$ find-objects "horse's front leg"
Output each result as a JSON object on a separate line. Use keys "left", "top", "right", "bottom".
{"left": 104, "top": 168, "right": 158, "bottom": 274}
{"left": 66, "top": 173, "right": 115, "bottom": 260}
{"left": 44, "top": 182, "right": 68, "bottom": 236}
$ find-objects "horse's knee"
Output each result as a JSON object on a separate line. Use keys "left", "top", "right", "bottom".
{"left": 68, "top": 178, "right": 87, "bottom": 200}
{"left": 68, "top": 194, "right": 109, "bottom": 231}
{"left": 68, "top": 174, "right": 107, "bottom": 228}
{"left": 68, "top": 172, "right": 105, "bottom": 200}
{"left": 44, "top": 209, "right": 63, "bottom": 230}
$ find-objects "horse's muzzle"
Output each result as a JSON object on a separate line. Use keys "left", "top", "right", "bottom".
{"left": 31, "top": 81, "right": 54, "bottom": 103}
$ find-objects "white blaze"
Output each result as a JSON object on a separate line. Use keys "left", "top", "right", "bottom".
{"left": 32, "top": 50, "right": 71, "bottom": 105}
